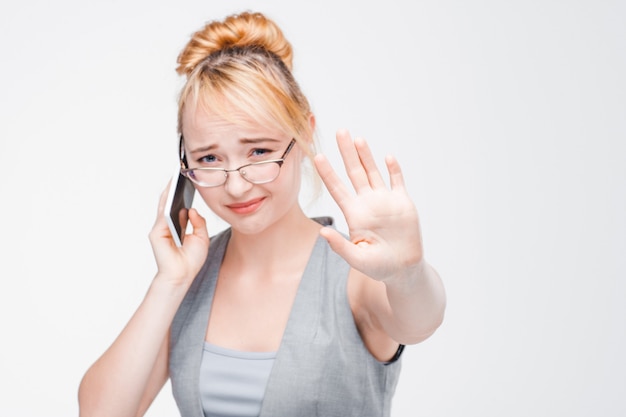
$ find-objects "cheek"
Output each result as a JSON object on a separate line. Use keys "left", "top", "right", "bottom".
{"left": 195, "top": 187, "right": 221, "bottom": 210}
{"left": 276, "top": 161, "right": 302, "bottom": 194}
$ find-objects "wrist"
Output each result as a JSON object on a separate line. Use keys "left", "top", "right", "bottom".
{"left": 150, "top": 273, "right": 194, "bottom": 298}
{"left": 382, "top": 258, "right": 427, "bottom": 291}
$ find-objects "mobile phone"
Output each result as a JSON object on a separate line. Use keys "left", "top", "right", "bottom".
{"left": 164, "top": 169, "right": 195, "bottom": 247}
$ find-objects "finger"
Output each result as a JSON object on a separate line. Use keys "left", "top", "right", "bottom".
{"left": 353, "top": 137, "right": 386, "bottom": 189}
{"left": 187, "top": 208, "right": 209, "bottom": 243}
{"left": 319, "top": 226, "right": 365, "bottom": 267}
{"left": 314, "top": 153, "right": 352, "bottom": 210}
{"left": 385, "top": 155, "right": 407, "bottom": 191}
{"left": 149, "top": 187, "right": 175, "bottom": 246}
{"left": 335, "top": 129, "right": 371, "bottom": 192}
{"left": 153, "top": 181, "right": 173, "bottom": 230}
{"left": 157, "top": 180, "right": 172, "bottom": 217}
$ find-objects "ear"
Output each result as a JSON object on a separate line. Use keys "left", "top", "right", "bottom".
{"left": 308, "top": 113, "right": 316, "bottom": 138}
{"left": 298, "top": 113, "right": 317, "bottom": 161}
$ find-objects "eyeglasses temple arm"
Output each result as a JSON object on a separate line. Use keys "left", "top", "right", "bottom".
{"left": 179, "top": 135, "right": 188, "bottom": 169}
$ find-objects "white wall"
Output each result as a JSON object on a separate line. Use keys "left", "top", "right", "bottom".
{"left": 1, "top": 1, "right": 624, "bottom": 416}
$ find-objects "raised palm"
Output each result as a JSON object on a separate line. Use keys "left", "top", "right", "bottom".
{"left": 314, "top": 129, "right": 424, "bottom": 282}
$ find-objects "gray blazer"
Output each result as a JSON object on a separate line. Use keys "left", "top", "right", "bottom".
{"left": 169, "top": 217, "right": 402, "bottom": 416}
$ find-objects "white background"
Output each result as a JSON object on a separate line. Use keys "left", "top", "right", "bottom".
{"left": 1, "top": 1, "right": 625, "bottom": 416}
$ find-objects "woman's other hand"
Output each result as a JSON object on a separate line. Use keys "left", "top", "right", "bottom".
{"left": 148, "top": 181, "right": 210, "bottom": 288}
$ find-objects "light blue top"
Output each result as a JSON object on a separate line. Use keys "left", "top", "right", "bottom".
{"left": 200, "top": 342, "right": 276, "bottom": 417}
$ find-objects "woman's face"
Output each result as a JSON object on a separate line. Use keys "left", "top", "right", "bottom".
{"left": 180, "top": 101, "right": 304, "bottom": 236}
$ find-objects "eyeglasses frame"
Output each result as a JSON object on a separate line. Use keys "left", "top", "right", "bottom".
{"left": 178, "top": 136, "right": 297, "bottom": 188}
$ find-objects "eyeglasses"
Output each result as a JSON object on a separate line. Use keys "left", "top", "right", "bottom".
{"left": 179, "top": 138, "right": 296, "bottom": 188}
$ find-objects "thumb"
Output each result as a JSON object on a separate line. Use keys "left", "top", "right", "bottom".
{"left": 319, "top": 226, "right": 361, "bottom": 265}
{"left": 187, "top": 208, "right": 209, "bottom": 243}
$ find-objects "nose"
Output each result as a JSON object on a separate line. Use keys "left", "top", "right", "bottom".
{"left": 223, "top": 169, "right": 253, "bottom": 197}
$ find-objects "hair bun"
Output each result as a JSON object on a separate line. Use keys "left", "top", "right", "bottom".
{"left": 176, "top": 11, "right": 293, "bottom": 76}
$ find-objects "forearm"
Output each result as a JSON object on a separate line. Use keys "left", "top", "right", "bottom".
{"left": 382, "top": 260, "right": 446, "bottom": 344}
{"left": 78, "top": 277, "right": 188, "bottom": 417}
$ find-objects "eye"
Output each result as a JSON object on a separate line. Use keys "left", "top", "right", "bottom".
{"left": 251, "top": 148, "right": 272, "bottom": 158}
{"left": 198, "top": 154, "right": 218, "bottom": 165}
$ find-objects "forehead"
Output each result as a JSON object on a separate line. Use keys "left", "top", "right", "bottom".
{"left": 181, "top": 99, "right": 287, "bottom": 147}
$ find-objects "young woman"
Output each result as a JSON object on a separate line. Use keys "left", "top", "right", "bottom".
{"left": 78, "top": 11, "right": 446, "bottom": 417}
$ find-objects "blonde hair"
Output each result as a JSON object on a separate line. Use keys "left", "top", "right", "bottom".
{"left": 175, "top": 11, "right": 316, "bottom": 161}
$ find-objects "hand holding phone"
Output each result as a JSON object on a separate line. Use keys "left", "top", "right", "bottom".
{"left": 163, "top": 169, "right": 195, "bottom": 247}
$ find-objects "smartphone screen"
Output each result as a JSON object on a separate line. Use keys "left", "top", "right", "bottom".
{"left": 165, "top": 171, "right": 195, "bottom": 247}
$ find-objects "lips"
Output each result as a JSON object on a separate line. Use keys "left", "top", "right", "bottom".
{"left": 226, "top": 197, "right": 265, "bottom": 215}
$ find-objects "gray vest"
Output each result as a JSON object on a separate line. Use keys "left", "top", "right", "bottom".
{"left": 169, "top": 217, "right": 402, "bottom": 417}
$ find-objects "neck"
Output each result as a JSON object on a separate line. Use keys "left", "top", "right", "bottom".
{"left": 225, "top": 208, "right": 321, "bottom": 275}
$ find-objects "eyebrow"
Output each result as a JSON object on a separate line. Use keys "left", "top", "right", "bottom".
{"left": 240, "top": 137, "right": 281, "bottom": 145}
{"left": 187, "top": 137, "right": 282, "bottom": 155}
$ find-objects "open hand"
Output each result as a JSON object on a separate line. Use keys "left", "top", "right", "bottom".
{"left": 148, "top": 181, "right": 210, "bottom": 287}
{"left": 314, "top": 129, "right": 424, "bottom": 282}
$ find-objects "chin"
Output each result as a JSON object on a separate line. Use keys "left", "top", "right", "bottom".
{"left": 222, "top": 210, "right": 268, "bottom": 234}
